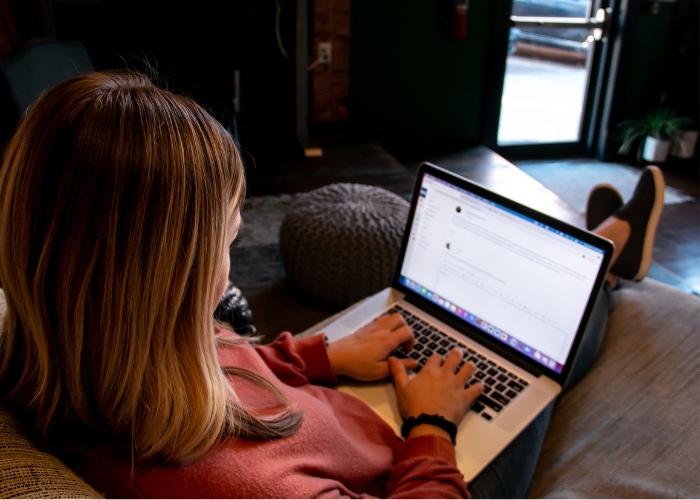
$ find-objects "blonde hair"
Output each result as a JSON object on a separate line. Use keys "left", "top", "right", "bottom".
{"left": 0, "top": 70, "right": 302, "bottom": 463}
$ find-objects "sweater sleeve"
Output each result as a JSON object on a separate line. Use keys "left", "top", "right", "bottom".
{"left": 315, "top": 435, "right": 470, "bottom": 499}
{"left": 256, "top": 333, "right": 469, "bottom": 498}
{"left": 385, "top": 435, "right": 470, "bottom": 498}
{"left": 254, "top": 332, "right": 338, "bottom": 387}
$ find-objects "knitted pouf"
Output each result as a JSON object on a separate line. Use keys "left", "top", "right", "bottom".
{"left": 279, "top": 183, "right": 410, "bottom": 310}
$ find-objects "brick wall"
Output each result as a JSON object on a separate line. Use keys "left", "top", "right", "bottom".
{"left": 311, "top": 0, "right": 350, "bottom": 124}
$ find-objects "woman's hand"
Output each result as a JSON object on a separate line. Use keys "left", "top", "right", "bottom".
{"left": 326, "top": 313, "right": 417, "bottom": 381}
{"left": 389, "top": 349, "right": 483, "bottom": 427}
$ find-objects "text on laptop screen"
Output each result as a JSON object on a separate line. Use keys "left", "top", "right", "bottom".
{"left": 398, "top": 173, "right": 606, "bottom": 374}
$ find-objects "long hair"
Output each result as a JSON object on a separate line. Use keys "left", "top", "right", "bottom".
{"left": 0, "top": 70, "right": 302, "bottom": 463}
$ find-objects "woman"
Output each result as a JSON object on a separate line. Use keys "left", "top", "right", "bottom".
{"left": 0, "top": 70, "right": 663, "bottom": 498}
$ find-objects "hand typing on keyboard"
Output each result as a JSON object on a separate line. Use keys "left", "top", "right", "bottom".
{"left": 385, "top": 305, "right": 530, "bottom": 422}
{"left": 389, "top": 350, "right": 483, "bottom": 431}
{"left": 325, "top": 313, "right": 417, "bottom": 381}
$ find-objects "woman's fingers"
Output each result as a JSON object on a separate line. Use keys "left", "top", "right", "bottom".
{"left": 378, "top": 313, "right": 414, "bottom": 351}
{"left": 373, "top": 312, "right": 406, "bottom": 331}
{"left": 465, "top": 381, "right": 484, "bottom": 401}
{"left": 456, "top": 359, "right": 477, "bottom": 385}
{"left": 388, "top": 356, "right": 409, "bottom": 389}
{"left": 442, "top": 348, "right": 463, "bottom": 371}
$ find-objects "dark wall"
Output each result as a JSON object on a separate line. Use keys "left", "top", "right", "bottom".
{"left": 348, "top": 0, "right": 698, "bottom": 159}
{"left": 666, "top": 0, "right": 699, "bottom": 125}
{"left": 611, "top": 0, "right": 698, "bottom": 121}
{"left": 50, "top": 0, "right": 301, "bottom": 169}
{"left": 348, "top": 0, "right": 493, "bottom": 156}
{"left": 5, "top": 0, "right": 697, "bottom": 163}
{"left": 599, "top": 0, "right": 698, "bottom": 160}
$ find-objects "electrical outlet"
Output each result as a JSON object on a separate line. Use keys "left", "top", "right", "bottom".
{"left": 318, "top": 42, "right": 332, "bottom": 64}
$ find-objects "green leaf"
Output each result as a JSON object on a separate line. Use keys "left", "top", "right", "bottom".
{"left": 617, "top": 106, "right": 693, "bottom": 162}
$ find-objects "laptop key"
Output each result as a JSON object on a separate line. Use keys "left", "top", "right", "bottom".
{"left": 507, "top": 380, "right": 525, "bottom": 392}
{"left": 491, "top": 392, "right": 511, "bottom": 406}
{"left": 390, "top": 348, "right": 408, "bottom": 359}
{"left": 471, "top": 401, "right": 485, "bottom": 413}
{"left": 477, "top": 395, "right": 503, "bottom": 413}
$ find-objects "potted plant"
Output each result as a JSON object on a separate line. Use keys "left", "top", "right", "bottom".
{"left": 670, "top": 121, "right": 698, "bottom": 159}
{"left": 617, "top": 106, "right": 693, "bottom": 163}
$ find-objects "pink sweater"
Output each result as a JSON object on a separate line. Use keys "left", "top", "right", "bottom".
{"left": 76, "top": 332, "right": 469, "bottom": 498}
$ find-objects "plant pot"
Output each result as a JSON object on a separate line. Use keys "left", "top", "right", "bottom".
{"left": 670, "top": 129, "right": 698, "bottom": 159}
{"left": 642, "top": 135, "right": 670, "bottom": 163}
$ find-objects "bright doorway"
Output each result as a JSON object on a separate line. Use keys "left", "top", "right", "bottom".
{"left": 485, "top": 0, "right": 615, "bottom": 158}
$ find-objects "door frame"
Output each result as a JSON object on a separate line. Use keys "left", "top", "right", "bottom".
{"left": 482, "top": 0, "right": 622, "bottom": 161}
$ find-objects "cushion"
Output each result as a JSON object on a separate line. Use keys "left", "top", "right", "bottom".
{"left": 0, "top": 407, "right": 101, "bottom": 498}
{"left": 529, "top": 278, "right": 700, "bottom": 498}
{"left": 279, "top": 183, "right": 409, "bottom": 310}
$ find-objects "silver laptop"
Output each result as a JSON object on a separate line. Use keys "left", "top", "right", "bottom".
{"left": 319, "top": 162, "right": 613, "bottom": 481}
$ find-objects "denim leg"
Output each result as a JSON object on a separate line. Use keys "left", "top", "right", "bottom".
{"left": 468, "top": 282, "right": 614, "bottom": 498}
{"left": 468, "top": 402, "right": 554, "bottom": 499}
{"left": 563, "top": 282, "right": 615, "bottom": 391}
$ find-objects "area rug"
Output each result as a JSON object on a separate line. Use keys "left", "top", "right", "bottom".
{"left": 228, "top": 193, "right": 338, "bottom": 343}
{"left": 516, "top": 160, "right": 696, "bottom": 215}
{"left": 236, "top": 194, "right": 297, "bottom": 249}
{"left": 244, "top": 141, "right": 413, "bottom": 197}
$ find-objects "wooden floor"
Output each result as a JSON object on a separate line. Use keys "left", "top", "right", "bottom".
{"left": 246, "top": 136, "right": 700, "bottom": 296}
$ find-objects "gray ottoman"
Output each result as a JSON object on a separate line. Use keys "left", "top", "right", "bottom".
{"left": 279, "top": 183, "right": 410, "bottom": 310}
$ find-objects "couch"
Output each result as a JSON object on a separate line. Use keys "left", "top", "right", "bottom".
{"left": 1, "top": 276, "right": 699, "bottom": 498}
{"left": 527, "top": 277, "right": 699, "bottom": 498}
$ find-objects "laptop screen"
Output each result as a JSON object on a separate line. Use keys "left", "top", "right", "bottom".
{"left": 397, "top": 167, "right": 610, "bottom": 376}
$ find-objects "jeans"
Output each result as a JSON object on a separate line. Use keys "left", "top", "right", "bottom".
{"left": 468, "top": 282, "right": 615, "bottom": 498}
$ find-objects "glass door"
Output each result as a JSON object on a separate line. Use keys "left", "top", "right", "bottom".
{"left": 484, "top": 0, "right": 614, "bottom": 158}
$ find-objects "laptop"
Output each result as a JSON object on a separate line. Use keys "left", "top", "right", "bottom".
{"left": 319, "top": 162, "right": 614, "bottom": 481}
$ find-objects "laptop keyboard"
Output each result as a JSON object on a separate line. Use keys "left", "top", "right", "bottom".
{"left": 386, "top": 304, "right": 529, "bottom": 422}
